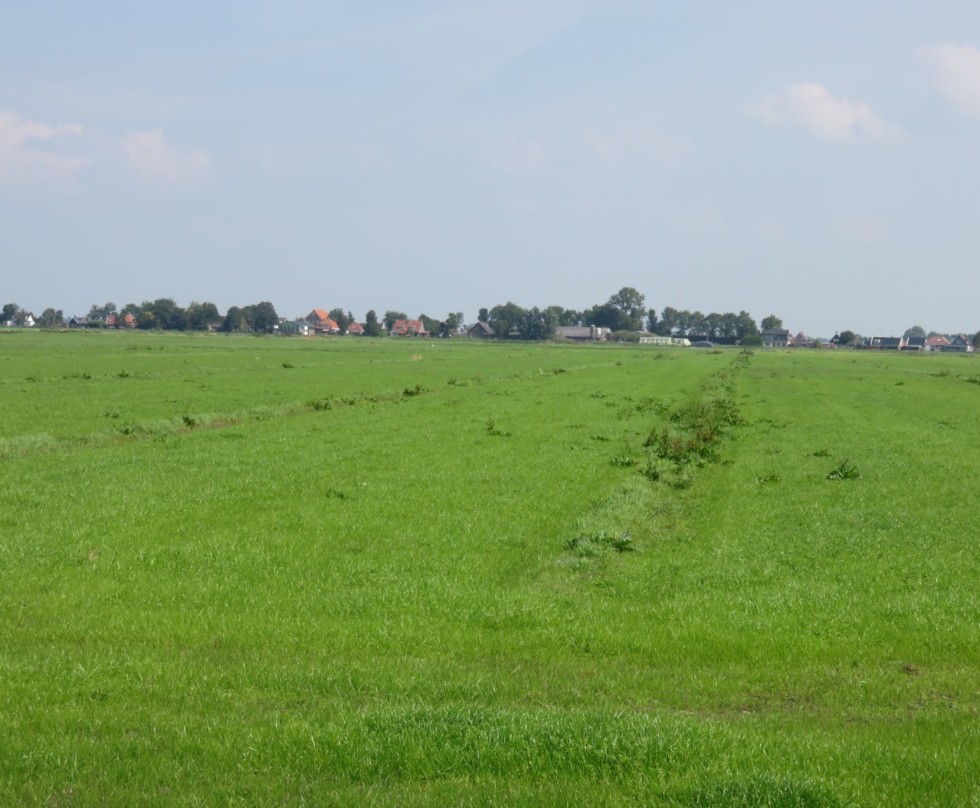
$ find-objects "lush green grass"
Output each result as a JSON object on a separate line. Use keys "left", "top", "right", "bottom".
{"left": 0, "top": 331, "right": 977, "bottom": 805}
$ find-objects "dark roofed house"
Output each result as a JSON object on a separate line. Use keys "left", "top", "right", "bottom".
{"left": 868, "top": 336, "right": 904, "bottom": 350}
{"left": 467, "top": 321, "right": 494, "bottom": 339}
{"left": 942, "top": 334, "right": 974, "bottom": 353}
{"left": 761, "top": 328, "right": 790, "bottom": 347}
{"left": 280, "top": 320, "right": 314, "bottom": 336}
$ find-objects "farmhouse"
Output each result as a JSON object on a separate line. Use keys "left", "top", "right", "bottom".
{"left": 942, "top": 334, "right": 974, "bottom": 353}
{"left": 391, "top": 319, "right": 427, "bottom": 337}
{"left": 345, "top": 322, "right": 365, "bottom": 335}
{"left": 467, "top": 321, "right": 494, "bottom": 339}
{"left": 867, "top": 336, "right": 904, "bottom": 350}
{"left": 761, "top": 328, "right": 790, "bottom": 347}
{"left": 280, "top": 320, "right": 315, "bottom": 336}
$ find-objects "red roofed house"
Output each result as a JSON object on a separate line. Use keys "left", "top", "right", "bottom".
{"left": 306, "top": 309, "right": 341, "bottom": 334}
{"left": 346, "top": 322, "right": 365, "bottom": 335}
{"left": 390, "top": 319, "right": 427, "bottom": 337}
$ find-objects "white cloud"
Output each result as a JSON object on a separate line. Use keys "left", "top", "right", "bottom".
{"left": 841, "top": 216, "right": 889, "bottom": 245}
{"left": 917, "top": 43, "right": 980, "bottom": 117}
{"left": 746, "top": 83, "right": 904, "bottom": 144}
{"left": 0, "top": 109, "right": 88, "bottom": 185}
{"left": 121, "top": 129, "right": 212, "bottom": 187}
{"left": 584, "top": 126, "right": 691, "bottom": 168}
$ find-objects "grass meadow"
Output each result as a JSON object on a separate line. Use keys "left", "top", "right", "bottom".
{"left": 0, "top": 330, "right": 977, "bottom": 806}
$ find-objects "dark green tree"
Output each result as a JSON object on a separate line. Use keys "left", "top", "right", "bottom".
{"left": 39, "top": 308, "right": 64, "bottom": 328}
{"left": 245, "top": 301, "right": 278, "bottom": 333}
{"left": 477, "top": 307, "right": 490, "bottom": 323}
{"left": 607, "top": 286, "right": 646, "bottom": 330}
{"left": 364, "top": 310, "right": 382, "bottom": 336}
{"left": 488, "top": 301, "right": 526, "bottom": 338}
{"left": 761, "top": 315, "right": 783, "bottom": 331}
{"left": 903, "top": 325, "right": 926, "bottom": 339}
{"left": 519, "top": 307, "right": 556, "bottom": 340}
{"left": 417, "top": 314, "right": 440, "bottom": 334}
{"left": 222, "top": 306, "right": 247, "bottom": 332}
{"left": 2, "top": 302, "right": 19, "bottom": 323}
{"left": 329, "top": 308, "right": 352, "bottom": 332}
{"left": 735, "top": 311, "right": 758, "bottom": 340}
{"left": 659, "top": 307, "right": 680, "bottom": 335}
{"left": 444, "top": 311, "right": 464, "bottom": 334}
{"left": 187, "top": 301, "right": 220, "bottom": 330}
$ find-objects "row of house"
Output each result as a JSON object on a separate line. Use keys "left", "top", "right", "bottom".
{"left": 828, "top": 333, "right": 975, "bottom": 352}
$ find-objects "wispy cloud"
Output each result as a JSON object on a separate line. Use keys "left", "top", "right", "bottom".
{"left": 121, "top": 129, "right": 212, "bottom": 187}
{"left": 746, "top": 83, "right": 904, "bottom": 144}
{"left": 917, "top": 42, "right": 980, "bottom": 117}
{"left": 0, "top": 109, "right": 88, "bottom": 185}
{"left": 584, "top": 126, "right": 691, "bottom": 168}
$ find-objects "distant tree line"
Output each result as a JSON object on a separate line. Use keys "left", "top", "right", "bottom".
{"left": 6, "top": 293, "right": 979, "bottom": 348}
{"left": 475, "top": 288, "right": 774, "bottom": 343}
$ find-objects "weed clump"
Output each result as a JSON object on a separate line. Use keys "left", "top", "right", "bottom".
{"left": 566, "top": 531, "right": 634, "bottom": 558}
{"left": 485, "top": 416, "right": 510, "bottom": 437}
{"left": 403, "top": 384, "right": 424, "bottom": 397}
{"left": 827, "top": 459, "right": 860, "bottom": 480}
{"left": 610, "top": 455, "right": 636, "bottom": 467}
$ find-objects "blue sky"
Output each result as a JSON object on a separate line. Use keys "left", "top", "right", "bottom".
{"left": 2, "top": 0, "right": 979, "bottom": 336}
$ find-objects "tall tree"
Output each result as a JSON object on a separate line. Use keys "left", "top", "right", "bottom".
{"left": 735, "top": 311, "right": 758, "bottom": 339}
{"left": 2, "top": 302, "right": 19, "bottom": 323}
{"left": 659, "top": 307, "right": 680, "bottom": 335}
{"left": 223, "top": 306, "right": 247, "bottom": 332}
{"left": 329, "top": 308, "right": 351, "bottom": 331}
{"left": 444, "top": 311, "right": 464, "bottom": 334}
{"left": 364, "top": 310, "right": 382, "bottom": 336}
{"left": 418, "top": 313, "right": 440, "bottom": 334}
{"left": 187, "top": 301, "right": 220, "bottom": 330}
{"left": 39, "top": 308, "right": 64, "bottom": 328}
{"left": 519, "top": 307, "right": 557, "bottom": 340}
{"left": 606, "top": 286, "right": 646, "bottom": 331}
{"left": 477, "top": 307, "right": 490, "bottom": 323}
{"left": 903, "top": 325, "right": 926, "bottom": 339}
{"left": 245, "top": 301, "right": 278, "bottom": 333}
{"left": 488, "top": 301, "right": 526, "bottom": 338}
{"left": 645, "top": 308, "right": 658, "bottom": 334}
{"left": 761, "top": 315, "right": 783, "bottom": 331}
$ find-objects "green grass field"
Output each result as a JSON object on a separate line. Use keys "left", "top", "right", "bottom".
{"left": 1, "top": 330, "right": 977, "bottom": 806}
